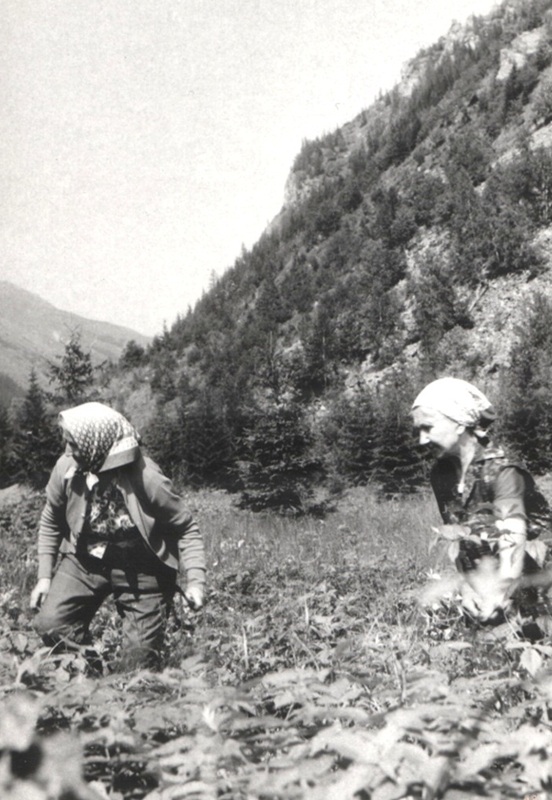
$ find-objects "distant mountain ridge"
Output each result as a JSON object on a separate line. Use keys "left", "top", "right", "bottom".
{"left": 0, "top": 281, "right": 150, "bottom": 401}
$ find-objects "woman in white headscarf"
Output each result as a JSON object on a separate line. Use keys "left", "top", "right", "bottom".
{"left": 30, "top": 402, "right": 206, "bottom": 670}
{"left": 412, "top": 377, "right": 547, "bottom": 622}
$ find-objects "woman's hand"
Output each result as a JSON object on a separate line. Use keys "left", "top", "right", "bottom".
{"left": 30, "top": 578, "right": 51, "bottom": 610}
{"left": 461, "top": 557, "right": 512, "bottom": 621}
{"left": 183, "top": 584, "right": 204, "bottom": 610}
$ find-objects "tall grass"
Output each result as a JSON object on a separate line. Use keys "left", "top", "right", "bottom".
{"left": 0, "top": 483, "right": 441, "bottom": 664}
{"left": 183, "top": 485, "right": 441, "bottom": 579}
{"left": 159, "top": 485, "right": 444, "bottom": 683}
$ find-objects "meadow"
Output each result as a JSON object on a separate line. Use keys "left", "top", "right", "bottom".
{"left": 1, "top": 484, "right": 552, "bottom": 800}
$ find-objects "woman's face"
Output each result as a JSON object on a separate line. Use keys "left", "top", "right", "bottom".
{"left": 412, "top": 406, "right": 465, "bottom": 458}
{"left": 61, "top": 430, "right": 84, "bottom": 465}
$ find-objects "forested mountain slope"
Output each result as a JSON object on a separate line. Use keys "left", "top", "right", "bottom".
{"left": 107, "top": 0, "right": 552, "bottom": 509}
{"left": 0, "top": 281, "right": 150, "bottom": 396}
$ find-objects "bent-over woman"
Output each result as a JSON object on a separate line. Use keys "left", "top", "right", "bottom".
{"left": 411, "top": 377, "right": 547, "bottom": 622}
{"left": 31, "top": 402, "right": 206, "bottom": 669}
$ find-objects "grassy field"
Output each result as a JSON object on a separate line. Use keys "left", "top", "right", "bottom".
{"left": 1, "top": 484, "right": 552, "bottom": 799}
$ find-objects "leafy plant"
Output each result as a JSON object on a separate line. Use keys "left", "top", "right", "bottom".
{"left": 3, "top": 486, "right": 552, "bottom": 798}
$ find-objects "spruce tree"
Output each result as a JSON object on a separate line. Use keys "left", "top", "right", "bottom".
{"left": 372, "top": 371, "right": 426, "bottom": 496}
{"left": 500, "top": 291, "right": 552, "bottom": 472}
{"left": 0, "top": 405, "right": 13, "bottom": 488}
{"left": 48, "top": 329, "right": 95, "bottom": 404}
{"left": 11, "top": 370, "right": 59, "bottom": 488}
{"left": 238, "top": 401, "right": 323, "bottom": 515}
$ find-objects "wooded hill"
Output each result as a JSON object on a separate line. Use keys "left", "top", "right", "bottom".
{"left": 16, "top": 0, "right": 552, "bottom": 512}
{"left": 0, "top": 281, "right": 149, "bottom": 402}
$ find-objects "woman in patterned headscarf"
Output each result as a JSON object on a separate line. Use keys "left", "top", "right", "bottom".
{"left": 412, "top": 378, "right": 547, "bottom": 622}
{"left": 30, "top": 402, "right": 206, "bottom": 670}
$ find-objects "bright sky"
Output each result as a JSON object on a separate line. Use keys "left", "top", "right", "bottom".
{"left": 0, "top": 0, "right": 499, "bottom": 336}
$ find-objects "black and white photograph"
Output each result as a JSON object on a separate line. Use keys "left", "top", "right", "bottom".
{"left": 2, "top": 1, "right": 552, "bottom": 798}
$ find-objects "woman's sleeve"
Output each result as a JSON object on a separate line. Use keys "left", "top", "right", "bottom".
{"left": 37, "top": 458, "right": 69, "bottom": 579}
{"left": 37, "top": 500, "right": 64, "bottom": 579}
{"left": 176, "top": 519, "right": 206, "bottom": 587}
{"left": 140, "top": 462, "right": 206, "bottom": 586}
{"left": 494, "top": 466, "right": 527, "bottom": 582}
{"left": 493, "top": 466, "right": 527, "bottom": 524}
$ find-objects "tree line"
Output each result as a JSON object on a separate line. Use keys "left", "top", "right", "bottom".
{"left": 0, "top": 331, "right": 99, "bottom": 490}
{"left": 4, "top": 0, "right": 552, "bottom": 511}
{"left": 4, "top": 290, "right": 552, "bottom": 517}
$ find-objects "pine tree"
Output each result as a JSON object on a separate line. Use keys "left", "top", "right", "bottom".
{"left": 48, "top": 330, "right": 95, "bottom": 404}
{"left": 11, "top": 370, "right": 59, "bottom": 488}
{"left": 372, "top": 371, "right": 426, "bottom": 496}
{"left": 238, "top": 401, "right": 323, "bottom": 515}
{"left": 0, "top": 405, "right": 13, "bottom": 488}
{"left": 500, "top": 291, "right": 552, "bottom": 472}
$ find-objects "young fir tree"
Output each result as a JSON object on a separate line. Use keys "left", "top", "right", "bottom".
{"left": 0, "top": 405, "right": 13, "bottom": 488}
{"left": 48, "top": 330, "right": 95, "bottom": 404}
{"left": 238, "top": 401, "right": 323, "bottom": 515}
{"left": 179, "top": 393, "right": 238, "bottom": 489}
{"left": 295, "top": 304, "right": 335, "bottom": 399}
{"left": 11, "top": 370, "right": 59, "bottom": 488}
{"left": 323, "top": 389, "right": 379, "bottom": 486}
{"left": 411, "top": 256, "right": 471, "bottom": 371}
{"left": 500, "top": 291, "right": 552, "bottom": 473}
{"left": 142, "top": 399, "right": 187, "bottom": 483}
{"left": 372, "top": 371, "right": 427, "bottom": 497}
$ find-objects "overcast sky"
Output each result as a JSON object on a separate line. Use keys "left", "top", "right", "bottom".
{"left": 0, "top": 0, "right": 499, "bottom": 336}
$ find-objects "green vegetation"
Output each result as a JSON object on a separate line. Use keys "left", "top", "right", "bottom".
{"left": 74, "top": 0, "right": 552, "bottom": 506}
{"left": 4, "top": 1, "right": 552, "bottom": 507}
{"left": 5, "top": 2, "right": 552, "bottom": 797}
{"left": 500, "top": 291, "right": 552, "bottom": 472}
{"left": 2, "top": 487, "right": 552, "bottom": 799}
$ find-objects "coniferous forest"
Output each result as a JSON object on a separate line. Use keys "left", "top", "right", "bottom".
{"left": 5, "top": 0, "right": 552, "bottom": 512}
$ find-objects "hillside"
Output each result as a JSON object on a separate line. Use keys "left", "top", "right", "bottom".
{"left": 0, "top": 281, "right": 150, "bottom": 400}
{"left": 103, "top": 0, "right": 552, "bottom": 502}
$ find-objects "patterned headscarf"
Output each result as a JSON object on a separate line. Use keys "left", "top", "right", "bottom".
{"left": 59, "top": 402, "right": 140, "bottom": 474}
{"left": 412, "top": 377, "right": 495, "bottom": 430}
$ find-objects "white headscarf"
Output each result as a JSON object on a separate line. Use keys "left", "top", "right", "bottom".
{"left": 59, "top": 402, "right": 140, "bottom": 476}
{"left": 412, "top": 377, "right": 495, "bottom": 429}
